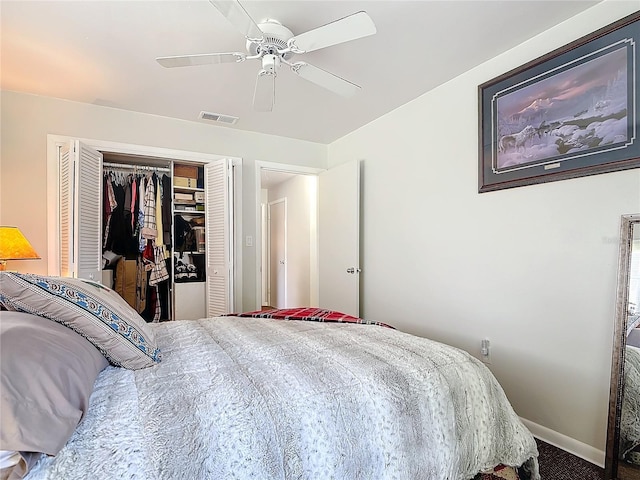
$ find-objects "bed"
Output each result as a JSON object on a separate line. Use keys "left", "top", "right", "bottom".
{"left": 0, "top": 273, "right": 539, "bottom": 480}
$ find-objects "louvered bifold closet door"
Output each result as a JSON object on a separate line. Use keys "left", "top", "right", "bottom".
{"left": 205, "top": 159, "right": 233, "bottom": 316}
{"left": 59, "top": 145, "right": 73, "bottom": 277}
{"left": 60, "top": 140, "right": 103, "bottom": 280}
{"left": 75, "top": 141, "right": 103, "bottom": 280}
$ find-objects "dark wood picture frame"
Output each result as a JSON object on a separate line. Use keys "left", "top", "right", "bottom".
{"left": 478, "top": 12, "right": 640, "bottom": 193}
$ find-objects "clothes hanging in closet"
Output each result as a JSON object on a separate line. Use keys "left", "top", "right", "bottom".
{"left": 102, "top": 167, "right": 172, "bottom": 322}
{"left": 103, "top": 170, "right": 172, "bottom": 255}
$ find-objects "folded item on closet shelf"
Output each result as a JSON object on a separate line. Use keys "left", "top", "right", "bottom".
{"left": 174, "top": 260, "right": 188, "bottom": 281}
{"left": 186, "top": 264, "right": 197, "bottom": 280}
{"left": 174, "top": 177, "right": 198, "bottom": 188}
{"left": 174, "top": 193, "right": 194, "bottom": 201}
{"left": 173, "top": 164, "right": 198, "bottom": 179}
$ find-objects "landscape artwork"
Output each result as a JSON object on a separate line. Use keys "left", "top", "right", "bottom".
{"left": 494, "top": 46, "right": 628, "bottom": 172}
{"left": 478, "top": 12, "right": 639, "bottom": 192}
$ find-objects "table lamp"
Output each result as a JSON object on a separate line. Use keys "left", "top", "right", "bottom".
{"left": 0, "top": 226, "right": 40, "bottom": 271}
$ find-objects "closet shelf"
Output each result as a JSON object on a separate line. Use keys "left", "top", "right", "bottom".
{"left": 174, "top": 209, "right": 205, "bottom": 215}
{"left": 174, "top": 186, "right": 204, "bottom": 193}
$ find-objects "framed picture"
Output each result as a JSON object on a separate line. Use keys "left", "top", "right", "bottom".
{"left": 478, "top": 12, "right": 640, "bottom": 193}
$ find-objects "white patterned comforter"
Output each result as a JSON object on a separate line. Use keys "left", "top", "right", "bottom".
{"left": 26, "top": 317, "right": 539, "bottom": 480}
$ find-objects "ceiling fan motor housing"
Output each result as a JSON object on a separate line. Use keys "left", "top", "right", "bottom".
{"left": 247, "top": 19, "right": 295, "bottom": 60}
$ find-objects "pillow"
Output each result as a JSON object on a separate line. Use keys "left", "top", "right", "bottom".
{"left": 0, "top": 273, "right": 161, "bottom": 369}
{"left": 0, "top": 312, "right": 109, "bottom": 467}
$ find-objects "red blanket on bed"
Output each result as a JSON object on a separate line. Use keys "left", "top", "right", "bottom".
{"left": 227, "top": 307, "right": 394, "bottom": 329}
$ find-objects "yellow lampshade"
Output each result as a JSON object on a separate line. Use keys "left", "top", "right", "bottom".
{"left": 0, "top": 226, "right": 40, "bottom": 270}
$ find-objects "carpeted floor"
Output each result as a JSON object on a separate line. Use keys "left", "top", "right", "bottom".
{"left": 537, "top": 439, "right": 603, "bottom": 480}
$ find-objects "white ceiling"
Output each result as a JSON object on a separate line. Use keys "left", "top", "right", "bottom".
{"left": 1, "top": 0, "right": 603, "bottom": 145}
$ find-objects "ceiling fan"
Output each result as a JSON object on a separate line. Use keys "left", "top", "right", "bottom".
{"left": 156, "top": 0, "right": 377, "bottom": 112}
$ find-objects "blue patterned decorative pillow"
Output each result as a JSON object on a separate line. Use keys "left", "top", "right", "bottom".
{"left": 0, "top": 272, "right": 161, "bottom": 369}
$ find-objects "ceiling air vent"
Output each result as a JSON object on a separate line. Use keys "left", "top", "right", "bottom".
{"left": 199, "top": 111, "right": 239, "bottom": 125}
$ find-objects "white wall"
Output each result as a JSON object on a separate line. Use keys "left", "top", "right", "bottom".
{"left": 329, "top": 1, "right": 640, "bottom": 456}
{"left": 0, "top": 91, "right": 327, "bottom": 310}
{"left": 269, "top": 175, "right": 316, "bottom": 307}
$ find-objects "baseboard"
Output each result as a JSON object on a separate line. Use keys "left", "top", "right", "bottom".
{"left": 520, "top": 417, "right": 605, "bottom": 468}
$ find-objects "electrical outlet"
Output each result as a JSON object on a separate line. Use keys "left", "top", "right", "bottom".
{"left": 480, "top": 339, "right": 491, "bottom": 364}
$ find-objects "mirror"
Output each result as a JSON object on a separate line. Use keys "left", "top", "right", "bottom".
{"left": 606, "top": 214, "right": 640, "bottom": 480}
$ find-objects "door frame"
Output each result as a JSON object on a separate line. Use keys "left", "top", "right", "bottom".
{"left": 47, "top": 134, "right": 243, "bottom": 311}
{"left": 254, "top": 161, "right": 322, "bottom": 310}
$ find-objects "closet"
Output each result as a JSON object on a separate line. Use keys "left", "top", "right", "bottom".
{"left": 59, "top": 140, "right": 234, "bottom": 320}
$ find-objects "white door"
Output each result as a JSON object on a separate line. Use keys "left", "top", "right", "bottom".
{"left": 268, "top": 198, "right": 286, "bottom": 308}
{"left": 60, "top": 140, "right": 103, "bottom": 281}
{"left": 318, "top": 160, "right": 360, "bottom": 317}
{"left": 205, "top": 158, "right": 234, "bottom": 316}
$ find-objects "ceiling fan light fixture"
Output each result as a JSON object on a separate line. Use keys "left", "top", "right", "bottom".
{"left": 199, "top": 111, "right": 239, "bottom": 125}
{"left": 261, "top": 54, "right": 280, "bottom": 73}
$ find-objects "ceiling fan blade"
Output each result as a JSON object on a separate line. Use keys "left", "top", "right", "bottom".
{"left": 253, "top": 70, "right": 275, "bottom": 112}
{"left": 209, "top": 0, "right": 264, "bottom": 42}
{"left": 291, "top": 62, "right": 360, "bottom": 97}
{"left": 156, "top": 52, "right": 245, "bottom": 68}
{"left": 288, "top": 11, "right": 376, "bottom": 54}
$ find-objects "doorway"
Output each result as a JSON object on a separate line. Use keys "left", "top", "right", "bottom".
{"left": 256, "top": 162, "right": 321, "bottom": 310}
{"left": 255, "top": 160, "right": 361, "bottom": 316}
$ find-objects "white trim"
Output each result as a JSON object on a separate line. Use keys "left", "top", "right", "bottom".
{"left": 46, "top": 134, "right": 243, "bottom": 309}
{"left": 231, "top": 159, "right": 242, "bottom": 313}
{"left": 308, "top": 176, "right": 318, "bottom": 307}
{"left": 51, "top": 135, "right": 236, "bottom": 163}
{"left": 47, "top": 138, "right": 65, "bottom": 275}
{"left": 519, "top": 417, "right": 605, "bottom": 467}
{"left": 254, "top": 160, "right": 323, "bottom": 310}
